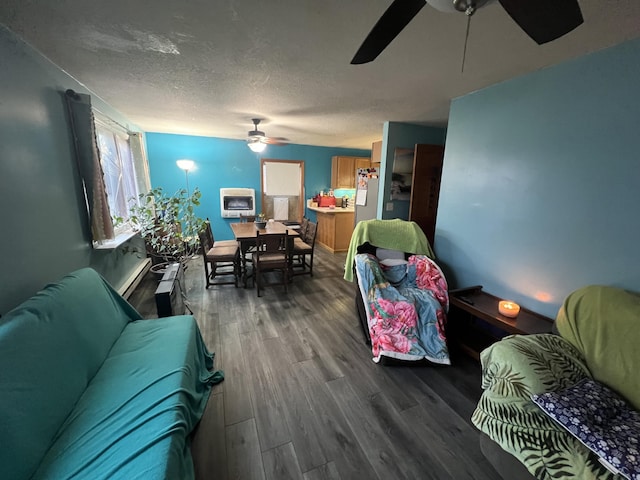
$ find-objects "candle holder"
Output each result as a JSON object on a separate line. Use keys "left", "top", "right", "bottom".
{"left": 499, "top": 300, "right": 520, "bottom": 318}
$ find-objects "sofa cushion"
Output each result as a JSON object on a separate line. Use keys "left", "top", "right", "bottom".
{"left": 556, "top": 285, "right": 640, "bottom": 410}
{"left": 0, "top": 268, "right": 141, "bottom": 480}
{"left": 30, "top": 315, "right": 221, "bottom": 480}
{"left": 532, "top": 378, "right": 640, "bottom": 480}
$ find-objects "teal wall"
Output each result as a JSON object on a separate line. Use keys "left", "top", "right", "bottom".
{"left": 0, "top": 25, "right": 147, "bottom": 315}
{"left": 436, "top": 38, "right": 640, "bottom": 318}
{"left": 379, "top": 122, "right": 447, "bottom": 220}
{"left": 145, "top": 133, "right": 370, "bottom": 240}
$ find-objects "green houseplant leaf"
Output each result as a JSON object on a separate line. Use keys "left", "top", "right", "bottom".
{"left": 128, "top": 186, "right": 205, "bottom": 266}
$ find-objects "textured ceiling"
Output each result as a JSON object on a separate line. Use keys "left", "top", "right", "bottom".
{"left": 1, "top": 0, "right": 639, "bottom": 148}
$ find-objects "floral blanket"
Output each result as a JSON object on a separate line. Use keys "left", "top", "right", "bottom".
{"left": 354, "top": 253, "right": 450, "bottom": 364}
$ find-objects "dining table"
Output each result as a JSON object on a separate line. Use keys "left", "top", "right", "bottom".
{"left": 230, "top": 221, "right": 299, "bottom": 287}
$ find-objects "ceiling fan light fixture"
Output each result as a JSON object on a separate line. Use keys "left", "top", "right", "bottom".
{"left": 247, "top": 140, "right": 267, "bottom": 153}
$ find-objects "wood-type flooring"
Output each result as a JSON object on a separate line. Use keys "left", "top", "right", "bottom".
{"left": 128, "top": 248, "right": 503, "bottom": 480}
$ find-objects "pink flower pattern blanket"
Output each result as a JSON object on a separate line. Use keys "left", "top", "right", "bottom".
{"left": 355, "top": 253, "right": 450, "bottom": 364}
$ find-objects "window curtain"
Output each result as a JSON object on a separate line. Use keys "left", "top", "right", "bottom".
{"left": 129, "top": 132, "right": 151, "bottom": 196}
{"left": 64, "top": 89, "right": 115, "bottom": 243}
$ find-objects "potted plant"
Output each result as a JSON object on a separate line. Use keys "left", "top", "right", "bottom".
{"left": 128, "top": 187, "right": 205, "bottom": 278}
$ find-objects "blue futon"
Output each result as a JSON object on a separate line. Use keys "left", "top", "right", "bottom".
{"left": 0, "top": 268, "right": 222, "bottom": 480}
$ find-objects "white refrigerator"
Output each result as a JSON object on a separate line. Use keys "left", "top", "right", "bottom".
{"left": 354, "top": 168, "right": 379, "bottom": 225}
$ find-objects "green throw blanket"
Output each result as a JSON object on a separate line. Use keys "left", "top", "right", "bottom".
{"left": 556, "top": 285, "right": 640, "bottom": 410}
{"left": 472, "top": 284, "right": 640, "bottom": 480}
{"left": 471, "top": 334, "right": 615, "bottom": 480}
{"left": 344, "top": 219, "right": 434, "bottom": 282}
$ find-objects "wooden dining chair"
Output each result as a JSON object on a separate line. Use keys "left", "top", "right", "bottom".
{"left": 299, "top": 217, "right": 309, "bottom": 238}
{"left": 198, "top": 229, "right": 240, "bottom": 288}
{"left": 239, "top": 214, "right": 256, "bottom": 223}
{"left": 252, "top": 231, "right": 290, "bottom": 297}
{"left": 290, "top": 216, "right": 308, "bottom": 264}
{"left": 292, "top": 221, "right": 317, "bottom": 276}
{"left": 204, "top": 218, "right": 238, "bottom": 248}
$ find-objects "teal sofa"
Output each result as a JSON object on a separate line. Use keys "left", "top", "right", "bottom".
{"left": 0, "top": 268, "right": 222, "bottom": 480}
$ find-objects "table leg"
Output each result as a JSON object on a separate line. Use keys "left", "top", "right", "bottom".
{"left": 239, "top": 239, "right": 255, "bottom": 288}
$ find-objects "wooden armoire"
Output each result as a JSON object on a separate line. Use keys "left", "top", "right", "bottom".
{"left": 408, "top": 144, "right": 445, "bottom": 247}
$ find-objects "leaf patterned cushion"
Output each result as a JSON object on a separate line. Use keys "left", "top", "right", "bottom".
{"left": 471, "top": 334, "right": 615, "bottom": 479}
{"left": 532, "top": 378, "right": 640, "bottom": 480}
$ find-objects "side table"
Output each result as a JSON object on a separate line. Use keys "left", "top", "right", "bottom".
{"left": 448, "top": 285, "right": 553, "bottom": 360}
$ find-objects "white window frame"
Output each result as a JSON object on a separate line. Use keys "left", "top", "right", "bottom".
{"left": 93, "top": 114, "right": 149, "bottom": 247}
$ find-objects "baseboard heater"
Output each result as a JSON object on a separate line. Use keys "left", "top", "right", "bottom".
{"left": 118, "top": 258, "right": 152, "bottom": 300}
{"left": 154, "top": 263, "right": 187, "bottom": 317}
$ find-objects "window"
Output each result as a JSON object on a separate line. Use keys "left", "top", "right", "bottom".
{"left": 95, "top": 120, "right": 140, "bottom": 232}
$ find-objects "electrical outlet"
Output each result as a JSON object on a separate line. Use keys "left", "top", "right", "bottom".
{"left": 386, "top": 202, "right": 393, "bottom": 211}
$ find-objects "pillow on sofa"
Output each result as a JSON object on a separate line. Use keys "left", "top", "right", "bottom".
{"left": 532, "top": 378, "right": 640, "bottom": 480}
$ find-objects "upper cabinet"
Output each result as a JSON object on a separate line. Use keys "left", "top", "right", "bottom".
{"left": 371, "top": 141, "right": 382, "bottom": 167}
{"left": 331, "top": 156, "right": 370, "bottom": 189}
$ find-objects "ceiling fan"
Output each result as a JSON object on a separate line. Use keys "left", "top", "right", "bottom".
{"left": 351, "top": 0, "right": 584, "bottom": 65}
{"left": 246, "top": 118, "right": 289, "bottom": 153}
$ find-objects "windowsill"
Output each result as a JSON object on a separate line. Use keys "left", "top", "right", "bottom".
{"left": 92, "top": 231, "right": 138, "bottom": 250}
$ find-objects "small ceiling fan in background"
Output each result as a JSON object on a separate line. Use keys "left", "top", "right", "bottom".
{"left": 351, "top": 0, "right": 584, "bottom": 65}
{"left": 246, "top": 118, "right": 289, "bottom": 153}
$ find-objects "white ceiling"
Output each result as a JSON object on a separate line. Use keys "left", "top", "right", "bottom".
{"left": 1, "top": 1, "right": 639, "bottom": 149}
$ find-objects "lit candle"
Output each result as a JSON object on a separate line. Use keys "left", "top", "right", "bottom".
{"left": 499, "top": 300, "right": 520, "bottom": 318}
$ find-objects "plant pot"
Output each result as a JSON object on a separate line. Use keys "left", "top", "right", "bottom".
{"left": 255, "top": 221, "right": 267, "bottom": 229}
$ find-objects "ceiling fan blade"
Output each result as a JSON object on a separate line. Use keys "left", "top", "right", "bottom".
{"left": 351, "top": 0, "right": 427, "bottom": 65}
{"left": 498, "top": 0, "right": 583, "bottom": 45}
{"left": 264, "top": 137, "right": 289, "bottom": 145}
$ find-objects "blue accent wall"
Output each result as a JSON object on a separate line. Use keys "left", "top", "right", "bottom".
{"left": 379, "top": 122, "right": 447, "bottom": 220}
{"left": 436, "top": 38, "right": 640, "bottom": 318}
{"left": 145, "top": 133, "right": 369, "bottom": 240}
{"left": 0, "top": 25, "right": 147, "bottom": 315}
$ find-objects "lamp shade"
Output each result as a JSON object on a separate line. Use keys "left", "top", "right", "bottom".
{"left": 248, "top": 141, "right": 267, "bottom": 153}
{"left": 176, "top": 159, "right": 195, "bottom": 171}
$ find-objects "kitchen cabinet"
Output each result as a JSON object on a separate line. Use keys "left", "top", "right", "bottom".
{"left": 356, "top": 157, "right": 371, "bottom": 169}
{"left": 309, "top": 206, "right": 355, "bottom": 253}
{"left": 371, "top": 141, "right": 382, "bottom": 166}
{"left": 331, "top": 156, "right": 370, "bottom": 189}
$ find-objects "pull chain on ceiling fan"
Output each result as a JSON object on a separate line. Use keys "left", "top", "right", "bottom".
{"left": 350, "top": 0, "right": 584, "bottom": 66}
{"left": 454, "top": 0, "right": 480, "bottom": 73}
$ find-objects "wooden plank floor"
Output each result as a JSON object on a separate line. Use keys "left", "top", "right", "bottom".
{"left": 128, "top": 248, "right": 503, "bottom": 480}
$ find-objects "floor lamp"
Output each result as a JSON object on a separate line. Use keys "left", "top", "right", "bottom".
{"left": 176, "top": 159, "right": 195, "bottom": 197}
{"left": 176, "top": 159, "right": 196, "bottom": 264}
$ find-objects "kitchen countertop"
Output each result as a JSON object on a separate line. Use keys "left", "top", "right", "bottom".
{"left": 308, "top": 206, "right": 355, "bottom": 214}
